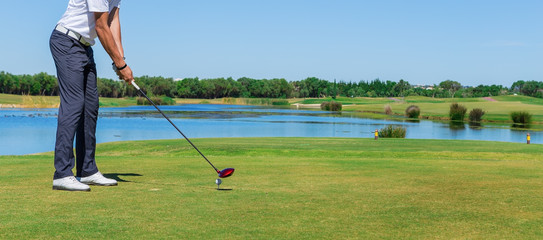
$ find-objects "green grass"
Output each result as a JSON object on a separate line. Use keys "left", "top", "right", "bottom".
{"left": 99, "top": 97, "right": 138, "bottom": 107}
{"left": 0, "top": 93, "right": 136, "bottom": 108}
{"left": 0, "top": 93, "right": 24, "bottom": 104}
{"left": 343, "top": 96, "right": 543, "bottom": 123}
{"left": 493, "top": 95, "right": 543, "bottom": 105}
{"left": 0, "top": 94, "right": 59, "bottom": 108}
{"left": 296, "top": 96, "right": 395, "bottom": 105}
{"left": 403, "top": 96, "right": 486, "bottom": 103}
{"left": 292, "top": 95, "right": 543, "bottom": 125}
{"left": 1, "top": 138, "right": 543, "bottom": 239}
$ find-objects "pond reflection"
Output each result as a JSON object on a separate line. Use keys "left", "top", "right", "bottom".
{"left": 406, "top": 119, "right": 420, "bottom": 123}
{"left": 512, "top": 123, "right": 531, "bottom": 129}
{"left": 449, "top": 121, "right": 466, "bottom": 130}
{"left": 469, "top": 122, "right": 483, "bottom": 129}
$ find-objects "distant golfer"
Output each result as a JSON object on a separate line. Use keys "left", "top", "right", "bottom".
{"left": 50, "top": 0, "right": 133, "bottom": 191}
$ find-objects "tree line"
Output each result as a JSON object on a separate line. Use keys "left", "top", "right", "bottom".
{"left": 0, "top": 71, "right": 541, "bottom": 99}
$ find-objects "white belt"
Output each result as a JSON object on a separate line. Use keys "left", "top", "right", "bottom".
{"left": 55, "top": 25, "right": 91, "bottom": 47}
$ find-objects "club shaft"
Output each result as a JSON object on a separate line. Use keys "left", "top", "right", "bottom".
{"left": 133, "top": 82, "right": 219, "bottom": 172}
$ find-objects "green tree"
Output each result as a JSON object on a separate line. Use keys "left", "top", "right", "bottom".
{"left": 329, "top": 79, "right": 338, "bottom": 99}
{"left": 177, "top": 78, "right": 200, "bottom": 98}
{"left": 521, "top": 81, "right": 541, "bottom": 97}
{"left": 30, "top": 80, "right": 41, "bottom": 95}
{"left": 393, "top": 79, "right": 410, "bottom": 97}
{"left": 510, "top": 80, "right": 525, "bottom": 93}
{"left": 439, "top": 80, "right": 462, "bottom": 98}
{"left": 34, "top": 72, "right": 58, "bottom": 96}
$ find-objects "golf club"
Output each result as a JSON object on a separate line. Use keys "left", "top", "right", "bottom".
{"left": 131, "top": 81, "right": 235, "bottom": 178}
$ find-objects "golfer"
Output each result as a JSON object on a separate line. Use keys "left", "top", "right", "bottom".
{"left": 50, "top": 0, "right": 133, "bottom": 191}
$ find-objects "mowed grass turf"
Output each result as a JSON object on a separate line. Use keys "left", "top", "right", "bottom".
{"left": 1, "top": 138, "right": 542, "bottom": 239}
{"left": 342, "top": 95, "right": 543, "bottom": 123}
{"left": 0, "top": 93, "right": 136, "bottom": 108}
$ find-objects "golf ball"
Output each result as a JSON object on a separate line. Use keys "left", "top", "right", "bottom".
{"left": 215, "top": 179, "right": 222, "bottom": 185}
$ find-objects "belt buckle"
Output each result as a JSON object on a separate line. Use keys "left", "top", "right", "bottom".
{"left": 77, "top": 35, "right": 90, "bottom": 47}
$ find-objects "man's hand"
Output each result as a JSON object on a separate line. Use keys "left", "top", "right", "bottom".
{"left": 114, "top": 64, "right": 133, "bottom": 83}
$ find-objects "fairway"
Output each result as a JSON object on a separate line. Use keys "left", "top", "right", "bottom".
{"left": 1, "top": 138, "right": 542, "bottom": 239}
{"left": 340, "top": 95, "right": 543, "bottom": 124}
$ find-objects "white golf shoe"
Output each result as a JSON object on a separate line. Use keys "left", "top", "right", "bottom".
{"left": 53, "top": 176, "right": 91, "bottom": 191}
{"left": 79, "top": 172, "right": 118, "bottom": 186}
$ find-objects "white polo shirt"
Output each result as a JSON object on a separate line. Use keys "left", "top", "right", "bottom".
{"left": 57, "top": 0, "right": 122, "bottom": 46}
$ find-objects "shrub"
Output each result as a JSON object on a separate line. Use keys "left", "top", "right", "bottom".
{"left": 449, "top": 103, "right": 467, "bottom": 121}
{"left": 160, "top": 96, "right": 176, "bottom": 105}
{"left": 320, "top": 101, "right": 342, "bottom": 111}
{"left": 137, "top": 96, "right": 176, "bottom": 105}
{"left": 468, "top": 108, "right": 485, "bottom": 122}
{"left": 320, "top": 102, "right": 327, "bottom": 110}
{"left": 510, "top": 111, "right": 532, "bottom": 124}
{"left": 272, "top": 99, "right": 289, "bottom": 105}
{"left": 384, "top": 105, "right": 392, "bottom": 115}
{"left": 378, "top": 125, "right": 407, "bottom": 138}
{"left": 405, "top": 105, "right": 420, "bottom": 118}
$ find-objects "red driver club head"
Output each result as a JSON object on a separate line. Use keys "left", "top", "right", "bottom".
{"left": 218, "top": 168, "right": 235, "bottom": 178}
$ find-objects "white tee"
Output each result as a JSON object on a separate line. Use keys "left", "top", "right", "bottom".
{"left": 57, "top": 0, "right": 122, "bottom": 46}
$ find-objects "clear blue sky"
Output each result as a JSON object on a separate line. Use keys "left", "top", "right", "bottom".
{"left": 0, "top": 0, "right": 541, "bottom": 86}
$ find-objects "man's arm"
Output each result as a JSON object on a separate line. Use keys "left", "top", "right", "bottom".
{"left": 108, "top": 7, "right": 124, "bottom": 60}
{"left": 95, "top": 10, "right": 133, "bottom": 82}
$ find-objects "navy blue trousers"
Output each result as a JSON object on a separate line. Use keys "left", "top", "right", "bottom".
{"left": 50, "top": 30, "right": 100, "bottom": 179}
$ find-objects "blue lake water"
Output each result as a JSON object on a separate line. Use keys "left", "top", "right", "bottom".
{"left": 0, "top": 104, "right": 538, "bottom": 155}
